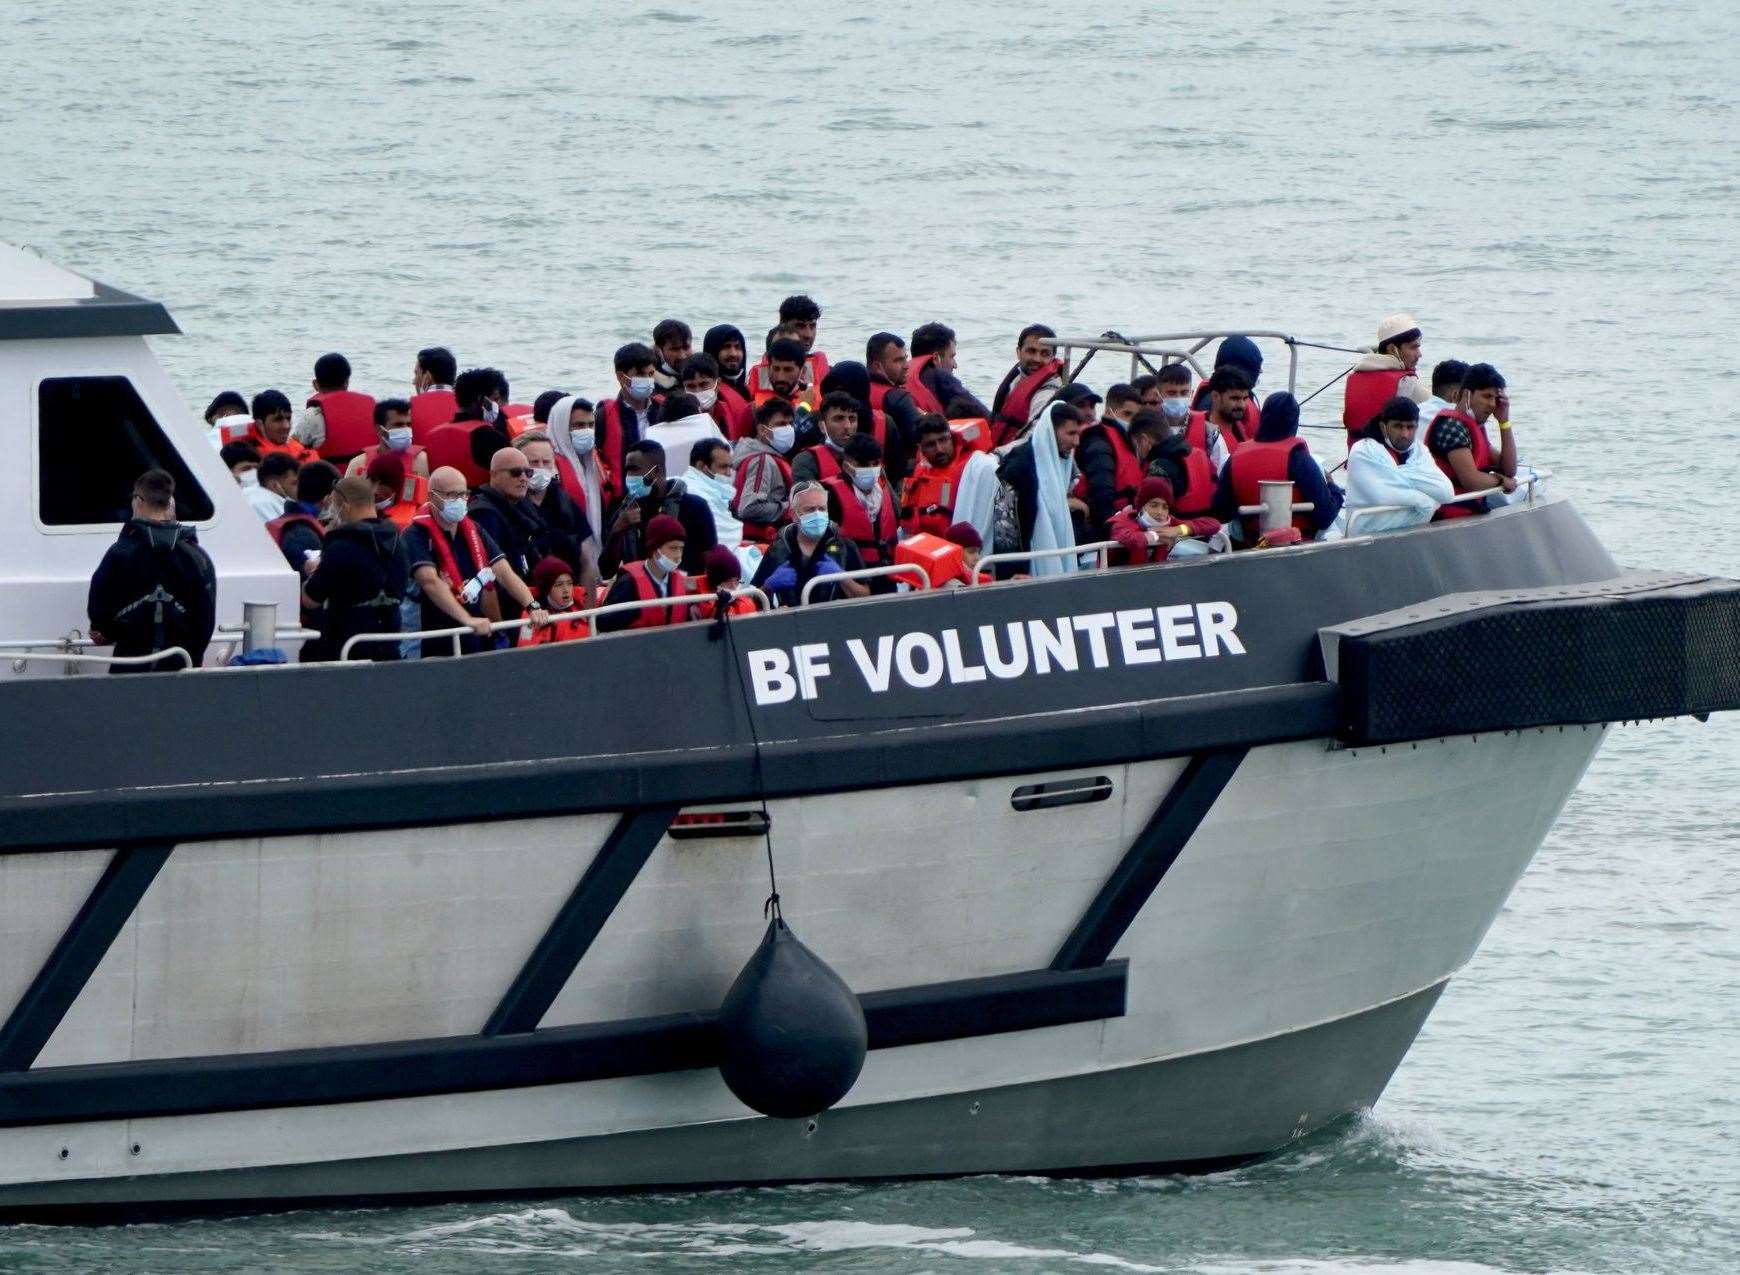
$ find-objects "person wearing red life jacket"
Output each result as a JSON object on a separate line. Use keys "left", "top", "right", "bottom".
{"left": 1075, "top": 383, "right": 1148, "bottom": 537}
{"left": 366, "top": 452, "right": 428, "bottom": 530}
{"left": 704, "top": 323, "right": 752, "bottom": 405}
{"left": 866, "top": 332, "right": 926, "bottom": 470}
{"left": 524, "top": 556, "right": 591, "bottom": 644}
{"left": 823, "top": 433, "right": 900, "bottom": 589}
{"left": 689, "top": 545, "right": 758, "bottom": 621}
{"left": 732, "top": 397, "right": 798, "bottom": 546}
{"left": 344, "top": 398, "right": 428, "bottom": 479}
{"left": 1142, "top": 408, "right": 1220, "bottom": 520}
{"left": 1424, "top": 362, "right": 1519, "bottom": 520}
{"left": 1212, "top": 392, "right": 1344, "bottom": 543}
{"left": 266, "top": 460, "right": 340, "bottom": 590}
{"left": 409, "top": 346, "right": 460, "bottom": 442}
{"left": 909, "top": 322, "right": 990, "bottom": 419}
{"left": 791, "top": 391, "right": 864, "bottom": 485}
{"left": 402, "top": 465, "right": 545, "bottom": 657}
{"left": 750, "top": 335, "right": 821, "bottom": 419}
{"left": 295, "top": 352, "right": 377, "bottom": 461}
{"left": 1342, "top": 313, "right": 1431, "bottom": 447}
{"left": 594, "top": 514, "right": 694, "bottom": 633}
{"left": 1186, "top": 364, "right": 1255, "bottom": 464}
{"left": 990, "top": 323, "right": 1066, "bottom": 445}
{"left": 597, "top": 342, "right": 664, "bottom": 495}
{"left": 651, "top": 317, "right": 694, "bottom": 391}
{"left": 899, "top": 414, "right": 973, "bottom": 538}
{"left": 1188, "top": 335, "right": 1264, "bottom": 442}
{"left": 676, "top": 352, "right": 752, "bottom": 440}
{"left": 1109, "top": 477, "right": 1223, "bottom": 566}
{"left": 777, "top": 293, "right": 830, "bottom": 386}
{"left": 243, "top": 389, "right": 318, "bottom": 464}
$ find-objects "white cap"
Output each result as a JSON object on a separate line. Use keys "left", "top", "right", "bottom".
{"left": 1377, "top": 313, "right": 1421, "bottom": 346}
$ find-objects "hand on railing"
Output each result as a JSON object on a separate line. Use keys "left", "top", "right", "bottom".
{"left": 798, "top": 563, "right": 929, "bottom": 606}
{"left": 971, "top": 541, "right": 1121, "bottom": 583}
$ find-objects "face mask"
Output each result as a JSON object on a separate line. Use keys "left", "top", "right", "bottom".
{"left": 375, "top": 497, "right": 392, "bottom": 513}
{"left": 238, "top": 469, "right": 260, "bottom": 487}
{"left": 1160, "top": 397, "right": 1189, "bottom": 421}
{"left": 692, "top": 387, "right": 718, "bottom": 412}
{"left": 769, "top": 424, "right": 796, "bottom": 453}
{"left": 659, "top": 551, "right": 683, "bottom": 575}
{"left": 798, "top": 510, "right": 829, "bottom": 538}
{"left": 481, "top": 401, "right": 500, "bottom": 424}
{"left": 1139, "top": 510, "right": 1165, "bottom": 530}
{"left": 385, "top": 426, "right": 413, "bottom": 451}
{"left": 627, "top": 376, "right": 655, "bottom": 401}
{"left": 439, "top": 497, "right": 468, "bottom": 524}
{"left": 625, "top": 475, "right": 652, "bottom": 501}
{"left": 690, "top": 467, "right": 728, "bottom": 493}
{"left": 850, "top": 467, "right": 879, "bottom": 494}
{"left": 527, "top": 468, "right": 554, "bottom": 493}
{"left": 570, "top": 427, "right": 596, "bottom": 456}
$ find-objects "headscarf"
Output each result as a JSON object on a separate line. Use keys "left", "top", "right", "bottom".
{"left": 1029, "top": 403, "right": 1080, "bottom": 576}
{"left": 951, "top": 449, "right": 1000, "bottom": 551}
{"left": 546, "top": 394, "right": 604, "bottom": 554}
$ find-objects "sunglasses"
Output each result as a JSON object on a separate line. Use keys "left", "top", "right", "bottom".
{"left": 494, "top": 466, "right": 533, "bottom": 478}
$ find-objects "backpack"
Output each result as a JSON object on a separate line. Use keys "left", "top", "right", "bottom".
{"left": 991, "top": 478, "right": 1022, "bottom": 555}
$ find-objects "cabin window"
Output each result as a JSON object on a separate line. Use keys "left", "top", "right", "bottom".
{"left": 38, "top": 376, "right": 213, "bottom": 526}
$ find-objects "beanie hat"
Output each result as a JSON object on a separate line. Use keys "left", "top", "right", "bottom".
{"left": 943, "top": 521, "right": 982, "bottom": 551}
{"left": 645, "top": 514, "right": 686, "bottom": 550}
{"left": 1376, "top": 313, "right": 1422, "bottom": 348}
{"left": 702, "top": 544, "right": 741, "bottom": 588}
{"left": 1215, "top": 334, "right": 1263, "bottom": 381}
{"left": 530, "top": 555, "right": 573, "bottom": 597}
{"left": 1137, "top": 476, "right": 1175, "bottom": 508}
{"left": 1257, "top": 391, "right": 1301, "bottom": 442}
{"left": 365, "top": 453, "right": 405, "bottom": 488}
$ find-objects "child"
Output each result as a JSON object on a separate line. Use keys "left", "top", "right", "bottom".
{"left": 693, "top": 545, "right": 759, "bottom": 620}
{"left": 939, "top": 522, "right": 983, "bottom": 588}
{"left": 526, "top": 555, "right": 590, "bottom": 643}
{"left": 1107, "top": 477, "right": 1221, "bottom": 566}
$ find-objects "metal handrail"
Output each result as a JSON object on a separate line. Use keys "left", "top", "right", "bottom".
{"left": 7, "top": 647, "right": 193, "bottom": 672}
{"left": 972, "top": 540, "right": 1121, "bottom": 583}
{"left": 799, "top": 563, "right": 930, "bottom": 606}
{"left": 1235, "top": 501, "right": 1316, "bottom": 516}
{"left": 577, "top": 586, "right": 770, "bottom": 628}
{"left": 1341, "top": 471, "right": 1553, "bottom": 538}
{"left": 1342, "top": 504, "right": 1414, "bottom": 537}
{"left": 213, "top": 623, "right": 321, "bottom": 641}
{"left": 340, "top": 616, "right": 529, "bottom": 660}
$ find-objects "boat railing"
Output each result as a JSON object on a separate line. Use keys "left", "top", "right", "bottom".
{"left": 1341, "top": 471, "right": 1554, "bottom": 538}
{"left": 1049, "top": 331, "right": 1369, "bottom": 401}
{"left": 577, "top": 585, "right": 771, "bottom": 627}
{"left": 340, "top": 617, "right": 531, "bottom": 659}
{"left": 972, "top": 541, "right": 1122, "bottom": 583}
{"left": 799, "top": 564, "right": 929, "bottom": 606}
{"left": 0, "top": 641, "right": 194, "bottom": 674}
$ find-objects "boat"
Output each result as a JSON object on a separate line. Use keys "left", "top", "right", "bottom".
{"left": 0, "top": 242, "right": 1735, "bottom": 1217}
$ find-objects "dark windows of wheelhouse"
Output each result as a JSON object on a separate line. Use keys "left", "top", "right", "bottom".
{"left": 38, "top": 376, "right": 213, "bottom": 525}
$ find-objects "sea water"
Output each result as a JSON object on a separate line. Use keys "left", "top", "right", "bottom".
{"left": 1, "top": 0, "right": 1736, "bottom": 1269}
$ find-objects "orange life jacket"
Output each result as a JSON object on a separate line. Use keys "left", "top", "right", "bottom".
{"left": 265, "top": 510, "right": 324, "bottom": 549}
{"left": 620, "top": 560, "right": 691, "bottom": 628}
{"left": 528, "top": 613, "right": 590, "bottom": 643}
{"left": 899, "top": 449, "right": 971, "bottom": 537}
{"left": 246, "top": 427, "right": 316, "bottom": 464}
{"left": 1342, "top": 367, "right": 1412, "bottom": 444}
{"left": 1226, "top": 436, "right": 1311, "bottom": 540}
{"left": 311, "top": 390, "right": 377, "bottom": 459}
{"left": 357, "top": 442, "right": 428, "bottom": 474}
{"left": 949, "top": 418, "right": 995, "bottom": 453}
{"left": 823, "top": 474, "right": 898, "bottom": 565}
{"left": 689, "top": 581, "right": 758, "bottom": 621}
{"left": 382, "top": 474, "right": 429, "bottom": 528}
{"left": 409, "top": 388, "right": 459, "bottom": 443}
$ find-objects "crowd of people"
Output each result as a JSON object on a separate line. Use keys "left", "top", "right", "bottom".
{"left": 90, "top": 298, "right": 1537, "bottom": 668}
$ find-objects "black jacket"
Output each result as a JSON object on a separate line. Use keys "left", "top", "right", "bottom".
{"left": 749, "top": 521, "right": 865, "bottom": 605}
{"left": 468, "top": 486, "right": 568, "bottom": 614}
{"left": 1076, "top": 417, "right": 1134, "bottom": 537}
{"left": 599, "top": 481, "right": 718, "bottom": 576}
{"left": 302, "top": 518, "right": 409, "bottom": 661}
{"left": 87, "top": 519, "right": 217, "bottom": 673}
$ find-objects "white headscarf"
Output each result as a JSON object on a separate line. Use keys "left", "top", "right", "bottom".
{"left": 1028, "top": 404, "right": 1080, "bottom": 576}
{"left": 546, "top": 394, "right": 604, "bottom": 555}
{"left": 951, "top": 449, "right": 1000, "bottom": 551}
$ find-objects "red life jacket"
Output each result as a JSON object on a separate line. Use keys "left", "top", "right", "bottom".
{"left": 994, "top": 358, "right": 1065, "bottom": 443}
{"left": 949, "top": 418, "right": 995, "bottom": 453}
{"left": 1189, "top": 385, "right": 1259, "bottom": 445}
{"left": 357, "top": 442, "right": 428, "bottom": 474}
{"left": 1076, "top": 419, "right": 1145, "bottom": 510}
{"left": 1342, "top": 367, "right": 1412, "bottom": 442}
{"left": 553, "top": 454, "right": 589, "bottom": 521}
{"left": 899, "top": 449, "right": 972, "bottom": 537}
{"left": 801, "top": 443, "right": 844, "bottom": 483}
{"left": 1429, "top": 409, "right": 1493, "bottom": 520}
{"left": 597, "top": 396, "right": 657, "bottom": 508}
{"left": 620, "top": 560, "right": 690, "bottom": 628}
{"left": 409, "top": 388, "right": 459, "bottom": 443}
{"left": 528, "top": 613, "right": 590, "bottom": 644}
{"left": 733, "top": 451, "right": 793, "bottom": 545}
{"left": 711, "top": 390, "right": 754, "bottom": 441}
{"left": 869, "top": 377, "right": 931, "bottom": 427}
{"left": 689, "top": 581, "right": 757, "bottom": 621}
{"left": 311, "top": 390, "right": 377, "bottom": 459}
{"left": 1227, "top": 436, "right": 1311, "bottom": 540}
{"left": 823, "top": 475, "right": 898, "bottom": 565}
{"left": 905, "top": 354, "right": 948, "bottom": 416}
{"left": 1172, "top": 448, "right": 1218, "bottom": 517}
{"left": 1187, "top": 409, "right": 1250, "bottom": 456}
{"left": 265, "top": 511, "right": 324, "bottom": 549}
{"left": 411, "top": 508, "right": 494, "bottom": 595}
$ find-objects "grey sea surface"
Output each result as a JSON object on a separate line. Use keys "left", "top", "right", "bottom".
{"left": 3, "top": 0, "right": 1738, "bottom": 1270}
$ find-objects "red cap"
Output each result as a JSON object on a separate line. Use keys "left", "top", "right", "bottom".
{"left": 1137, "top": 476, "right": 1174, "bottom": 508}
{"left": 703, "top": 545, "right": 741, "bottom": 588}
{"left": 645, "top": 514, "right": 686, "bottom": 551}
{"left": 530, "top": 556, "right": 573, "bottom": 596}
{"left": 942, "top": 522, "right": 982, "bottom": 550}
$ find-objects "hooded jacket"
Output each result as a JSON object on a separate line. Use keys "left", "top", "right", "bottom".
{"left": 1211, "top": 392, "right": 1345, "bottom": 535}
{"left": 703, "top": 324, "right": 751, "bottom": 401}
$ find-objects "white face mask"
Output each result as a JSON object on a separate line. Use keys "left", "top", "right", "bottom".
{"left": 385, "top": 426, "right": 413, "bottom": 451}
{"left": 769, "top": 424, "right": 796, "bottom": 453}
{"left": 238, "top": 468, "right": 260, "bottom": 487}
{"left": 570, "top": 427, "right": 596, "bottom": 457}
{"left": 1138, "top": 510, "right": 1165, "bottom": 530}
{"left": 527, "top": 467, "right": 555, "bottom": 493}
{"left": 692, "top": 387, "right": 719, "bottom": 412}
{"left": 627, "top": 376, "right": 655, "bottom": 401}
{"left": 659, "top": 551, "right": 683, "bottom": 575}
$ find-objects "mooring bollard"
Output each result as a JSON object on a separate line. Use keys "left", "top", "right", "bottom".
{"left": 242, "top": 601, "right": 277, "bottom": 654}
{"left": 1258, "top": 481, "right": 1294, "bottom": 533}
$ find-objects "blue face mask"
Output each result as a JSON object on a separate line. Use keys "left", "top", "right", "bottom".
{"left": 1160, "top": 397, "right": 1190, "bottom": 421}
{"left": 798, "top": 510, "right": 829, "bottom": 538}
{"left": 625, "top": 475, "right": 652, "bottom": 501}
{"left": 850, "top": 467, "right": 879, "bottom": 494}
{"left": 438, "top": 497, "right": 468, "bottom": 524}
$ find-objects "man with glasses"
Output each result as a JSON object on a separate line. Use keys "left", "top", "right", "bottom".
{"left": 404, "top": 466, "right": 545, "bottom": 657}
{"left": 750, "top": 480, "right": 869, "bottom": 606}
{"left": 468, "top": 447, "right": 564, "bottom": 630}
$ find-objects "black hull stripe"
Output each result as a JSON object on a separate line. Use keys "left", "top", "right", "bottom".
{"left": 1051, "top": 749, "right": 1248, "bottom": 970}
{"left": 0, "top": 843, "right": 173, "bottom": 1071}
{"left": 0, "top": 962, "right": 1126, "bottom": 1128}
{"left": 483, "top": 808, "right": 678, "bottom": 1036}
